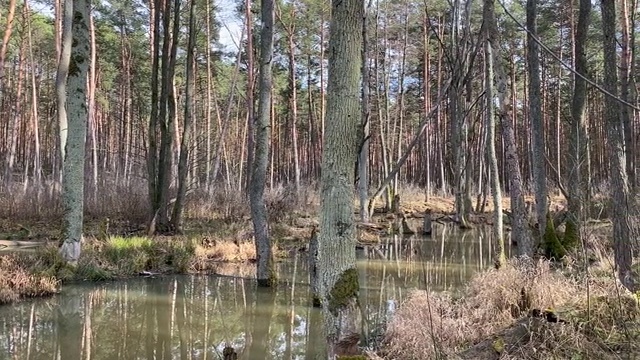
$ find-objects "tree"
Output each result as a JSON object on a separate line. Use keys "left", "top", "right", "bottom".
{"left": 483, "top": 0, "right": 505, "bottom": 267}
{"left": 566, "top": 0, "right": 591, "bottom": 247}
{"left": 59, "top": 0, "right": 91, "bottom": 264}
{"left": 170, "top": 0, "right": 197, "bottom": 231}
{"left": 601, "top": 0, "right": 637, "bottom": 293}
{"left": 250, "top": 0, "right": 276, "bottom": 287}
{"left": 484, "top": 0, "right": 532, "bottom": 256}
{"left": 527, "top": 0, "right": 547, "bottom": 238}
{"left": 315, "top": 0, "right": 363, "bottom": 356}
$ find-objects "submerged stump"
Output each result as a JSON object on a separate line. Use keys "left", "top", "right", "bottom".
{"left": 422, "top": 209, "right": 433, "bottom": 235}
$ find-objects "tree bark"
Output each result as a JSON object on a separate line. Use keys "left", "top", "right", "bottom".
{"left": 567, "top": 0, "right": 591, "bottom": 246}
{"left": 483, "top": 0, "right": 505, "bottom": 267}
{"left": 485, "top": 0, "right": 533, "bottom": 255}
{"left": 359, "top": 2, "right": 372, "bottom": 222}
{"left": 60, "top": 0, "right": 90, "bottom": 264}
{"left": 601, "top": 0, "right": 638, "bottom": 292}
{"left": 171, "top": 0, "right": 197, "bottom": 231}
{"left": 527, "top": 0, "right": 548, "bottom": 236}
{"left": 316, "top": 0, "right": 363, "bottom": 356}
{"left": 56, "top": 0, "right": 73, "bottom": 171}
{"left": 0, "top": 0, "right": 17, "bottom": 112}
{"left": 250, "top": 0, "right": 276, "bottom": 287}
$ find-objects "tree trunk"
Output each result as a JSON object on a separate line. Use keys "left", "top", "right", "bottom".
{"left": 250, "top": 0, "right": 276, "bottom": 287}
{"left": 567, "top": 0, "right": 591, "bottom": 247}
{"left": 244, "top": 0, "right": 255, "bottom": 193}
{"left": 56, "top": 0, "right": 73, "bottom": 172}
{"left": 619, "top": 0, "right": 635, "bottom": 192}
{"left": 316, "top": 0, "right": 363, "bottom": 356}
{"left": 601, "top": 0, "right": 638, "bottom": 293}
{"left": 0, "top": 0, "right": 17, "bottom": 111}
{"left": 485, "top": 0, "right": 533, "bottom": 255}
{"left": 359, "top": 2, "right": 372, "bottom": 222}
{"left": 527, "top": 0, "right": 547, "bottom": 236}
{"left": 483, "top": 0, "right": 505, "bottom": 267}
{"left": 171, "top": 0, "right": 197, "bottom": 231}
{"left": 60, "top": 0, "right": 90, "bottom": 264}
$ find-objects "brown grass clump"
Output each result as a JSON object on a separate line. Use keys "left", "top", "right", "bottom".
{"left": 0, "top": 254, "right": 58, "bottom": 304}
{"left": 382, "top": 258, "right": 639, "bottom": 359}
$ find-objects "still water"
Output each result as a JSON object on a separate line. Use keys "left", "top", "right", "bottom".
{"left": 0, "top": 224, "right": 508, "bottom": 359}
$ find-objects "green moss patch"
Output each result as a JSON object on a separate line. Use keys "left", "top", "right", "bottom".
{"left": 328, "top": 267, "right": 360, "bottom": 315}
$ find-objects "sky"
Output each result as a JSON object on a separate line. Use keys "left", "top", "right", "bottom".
{"left": 215, "top": 0, "right": 244, "bottom": 53}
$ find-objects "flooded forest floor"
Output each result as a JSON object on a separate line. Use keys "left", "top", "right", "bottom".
{"left": 0, "top": 185, "right": 638, "bottom": 359}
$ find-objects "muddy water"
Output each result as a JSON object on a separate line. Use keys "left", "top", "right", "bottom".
{"left": 0, "top": 224, "right": 507, "bottom": 359}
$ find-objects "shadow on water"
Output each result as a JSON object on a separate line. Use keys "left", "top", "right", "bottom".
{"left": 0, "top": 224, "right": 509, "bottom": 359}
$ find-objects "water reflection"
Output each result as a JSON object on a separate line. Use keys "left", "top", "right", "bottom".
{"left": 0, "top": 224, "right": 505, "bottom": 359}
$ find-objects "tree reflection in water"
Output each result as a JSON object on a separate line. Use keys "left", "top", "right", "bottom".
{"left": 0, "top": 224, "right": 506, "bottom": 359}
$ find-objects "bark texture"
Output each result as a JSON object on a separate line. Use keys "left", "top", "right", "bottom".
{"left": 485, "top": 0, "right": 532, "bottom": 256}
{"left": 483, "top": 2, "right": 505, "bottom": 266}
{"left": 250, "top": 0, "right": 275, "bottom": 287}
{"left": 316, "top": 0, "right": 364, "bottom": 356}
{"left": 601, "top": 0, "right": 638, "bottom": 293}
{"left": 567, "top": 0, "right": 591, "bottom": 246}
{"left": 60, "top": 0, "right": 91, "bottom": 264}
{"left": 527, "top": 0, "right": 548, "bottom": 236}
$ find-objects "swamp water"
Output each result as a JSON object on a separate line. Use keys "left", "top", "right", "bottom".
{"left": 0, "top": 224, "right": 511, "bottom": 359}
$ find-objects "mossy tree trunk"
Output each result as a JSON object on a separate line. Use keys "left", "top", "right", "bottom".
{"left": 60, "top": 0, "right": 90, "bottom": 264}
{"left": 566, "top": 0, "right": 591, "bottom": 249}
{"left": 483, "top": 1, "right": 505, "bottom": 267}
{"left": 601, "top": 0, "right": 638, "bottom": 293}
{"left": 250, "top": 0, "right": 275, "bottom": 287}
{"left": 316, "top": 0, "right": 363, "bottom": 356}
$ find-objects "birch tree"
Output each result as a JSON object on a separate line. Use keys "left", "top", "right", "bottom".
{"left": 60, "top": 0, "right": 91, "bottom": 264}
{"left": 316, "top": 0, "right": 363, "bottom": 356}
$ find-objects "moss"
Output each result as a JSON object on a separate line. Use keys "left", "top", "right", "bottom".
{"left": 328, "top": 267, "right": 359, "bottom": 315}
{"left": 542, "top": 213, "right": 566, "bottom": 260}
{"left": 562, "top": 219, "right": 579, "bottom": 251}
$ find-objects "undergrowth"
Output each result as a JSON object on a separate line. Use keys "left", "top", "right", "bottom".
{"left": 382, "top": 255, "right": 640, "bottom": 359}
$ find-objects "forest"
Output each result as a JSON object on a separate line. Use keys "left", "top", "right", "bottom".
{"left": 0, "top": 0, "right": 639, "bottom": 358}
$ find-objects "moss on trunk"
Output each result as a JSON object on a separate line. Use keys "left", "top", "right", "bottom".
{"left": 328, "top": 267, "right": 359, "bottom": 315}
{"left": 542, "top": 213, "right": 566, "bottom": 259}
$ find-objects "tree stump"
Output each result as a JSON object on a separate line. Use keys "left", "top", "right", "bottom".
{"left": 391, "top": 194, "right": 401, "bottom": 214}
{"left": 422, "top": 209, "right": 433, "bottom": 235}
{"left": 222, "top": 346, "right": 238, "bottom": 360}
{"left": 400, "top": 213, "right": 415, "bottom": 235}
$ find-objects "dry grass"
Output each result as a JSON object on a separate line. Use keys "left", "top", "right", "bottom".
{"left": 382, "top": 257, "right": 640, "bottom": 359}
{"left": 0, "top": 254, "right": 58, "bottom": 304}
